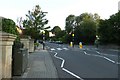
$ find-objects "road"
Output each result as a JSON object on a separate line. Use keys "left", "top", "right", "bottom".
{"left": 46, "top": 42, "right": 119, "bottom": 80}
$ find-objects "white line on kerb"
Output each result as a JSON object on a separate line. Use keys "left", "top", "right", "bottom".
{"left": 62, "top": 68, "right": 84, "bottom": 80}
{"left": 53, "top": 52, "right": 84, "bottom": 80}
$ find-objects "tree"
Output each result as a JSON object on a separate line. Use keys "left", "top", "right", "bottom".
{"left": 51, "top": 26, "right": 61, "bottom": 35}
{"left": 79, "top": 19, "right": 96, "bottom": 44}
{"left": 98, "top": 11, "right": 120, "bottom": 45}
{"left": 23, "top": 5, "right": 50, "bottom": 39}
{"left": 65, "top": 14, "right": 76, "bottom": 34}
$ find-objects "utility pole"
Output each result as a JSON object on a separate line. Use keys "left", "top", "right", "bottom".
{"left": 118, "top": 1, "right": 120, "bottom": 11}
{"left": 118, "top": 1, "right": 120, "bottom": 80}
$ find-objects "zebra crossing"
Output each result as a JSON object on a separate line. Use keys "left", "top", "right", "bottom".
{"left": 50, "top": 47, "right": 69, "bottom": 51}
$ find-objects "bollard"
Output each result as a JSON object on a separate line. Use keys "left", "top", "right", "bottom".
{"left": 79, "top": 42, "right": 83, "bottom": 49}
{"left": 70, "top": 42, "right": 73, "bottom": 47}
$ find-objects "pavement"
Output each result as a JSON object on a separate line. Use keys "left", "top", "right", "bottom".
{"left": 13, "top": 43, "right": 58, "bottom": 79}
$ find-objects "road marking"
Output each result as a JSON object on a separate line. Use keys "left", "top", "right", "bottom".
{"left": 57, "top": 48, "right": 62, "bottom": 50}
{"left": 51, "top": 48, "right": 55, "bottom": 51}
{"left": 103, "top": 56, "right": 115, "bottom": 63}
{"left": 58, "top": 45, "right": 61, "bottom": 46}
{"left": 96, "top": 51, "right": 101, "bottom": 54}
{"left": 53, "top": 52, "right": 83, "bottom": 80}
{"left": 50, "top": 51, "right": 53, "bottom": 52}
{"left": 62, "top": 68, "right": 84, "bottom": 80}
{"left": 63, "top": 48, "right": 69, "bottom": 50}
{"left": 84, "top": 51, "right": 90, "bottom": 55}
{"left": 116, "top": 62, "right": 120, "bottom": 64}
{"left": 54, "top": 52, "right": 65, "bottom": 67}
{"left": 46, "top": 46, "right": 50, "bottom": 49}
{"left": 109, "top": 49, "right": 119, "bottom": 52}
{"left": 61, "top": 59, "right": 65, "bottom": 68}
{"left": 84, "top": 51, "right": 116, "bottom": 64}
{"left": 96, "top": 51, "right": 117, "bottom": 57}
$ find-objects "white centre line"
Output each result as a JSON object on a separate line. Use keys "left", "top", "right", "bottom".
{"left": 53, "top": 52, "right": 84, "bottom": 80}
{"left": 61, "top": 60, "right": 65, "bottom": 68}
{"left": 62, "top": 68, "right": 84, "bottom": 80}
{"left": 54, "top": 52, "right": 65, "bottom": 67}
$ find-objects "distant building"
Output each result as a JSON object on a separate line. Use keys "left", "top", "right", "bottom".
{"left": 118, "top": 1, "right": 120, "bottom": 11}
{"left": 49, "top": 32, "right": 55, "bottom": 37}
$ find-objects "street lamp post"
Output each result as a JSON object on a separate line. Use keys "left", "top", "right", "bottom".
{"left": 42, "top": 30, "right": 45, "bottom": 50}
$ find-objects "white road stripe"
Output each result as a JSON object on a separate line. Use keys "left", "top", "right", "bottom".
{"left": 110, "top": 49, "right": 119, "bottom": 52}
{"left": 53, "top": 52, "right": 83, "bottom": 80}
{"left": 84, "top": 51, "right": 116, "bottom": 64}
{"left": 57, "top": 48, "right": 62, "bottom": 50}
{"left": 63, "top": 48, "right": 69, "bottom": 50}
{"left": 103, "top": 56, "right": 115, "bottom": 63}
{"left": 61, "top": 60, "right": 65, "bottom": 68}
{"left": 59, "top": 45, "right": 61, "bottom": 46}
{"left": 116, "top": 62, "right": 120, "bottom": 64}
{"left": 96, "top": 51, "right": 117, "bottom": 57}
{"left": 96, "top": 51, "right": 101, "bottom": 54}
{"left": 62, "top": 68, "right": 84, "bottom": 80}
{"left": 84, "top": 51, "right": 90, "bottom": 55}
{"left": 54, "top": 52, "right": 65, "bottom": 67}
{"left": 51, "top": 48, "right": 55, "bottom": 51}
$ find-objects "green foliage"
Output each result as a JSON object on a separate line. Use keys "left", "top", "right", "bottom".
{"left": 2, "top": 18, "right": 18, "bottom": 35}
{"left": 50, "top": 26, "right": 67, "bottom": 42}
{"left": 51, "top": 26, "right": 61, "bottom": 35}
{"left": 98, "top": 11, "right": 120, "bottom": 45}
{"left": 65, "top": 13, "right": 100, "bottom": 44}
{"left": 34, "top": 43, "right": 39, "bottom": 47}
{"left": 75, "top": 19, "right": 96, "bottom": 44}
{"left": 23, "top": 5, "right": 50, "bottom": 39}
{"left": 65, "top": 14, "right": 75, "bottom": 34}
{"left": 44, "top": 30, "right": 49, "bottom": 40}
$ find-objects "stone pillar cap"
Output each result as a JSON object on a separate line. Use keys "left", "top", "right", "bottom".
{"left": 0, "top": 31, "right": 17, "bottom": 41}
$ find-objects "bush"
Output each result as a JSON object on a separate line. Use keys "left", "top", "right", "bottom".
{"left": 34, "top": 43, "right": 39, "bottom": 47}
{"left": 2, "top": 18, "right": 18, "bottom": 35}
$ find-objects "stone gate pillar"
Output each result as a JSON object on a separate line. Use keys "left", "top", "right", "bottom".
{"left": 20, "top": 38, "right": 30, "bottom": 52}
{"left": 0, "top": 32, "right": 16, "bottom": 79}
{"left": 29, "top": 39, "right": 34, "bottom": 53}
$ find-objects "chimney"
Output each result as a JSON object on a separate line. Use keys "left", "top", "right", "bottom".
{"left": 118, "top": 1, "right": 120, "bottom": 11}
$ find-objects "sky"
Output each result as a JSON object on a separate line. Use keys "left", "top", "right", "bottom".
{"left": 0, "top": 0, "right": 120, "bottom": 30}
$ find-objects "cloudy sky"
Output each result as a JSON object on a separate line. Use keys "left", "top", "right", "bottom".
{"left": 0, "top": 0, "right": 119, "bottom": 30}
